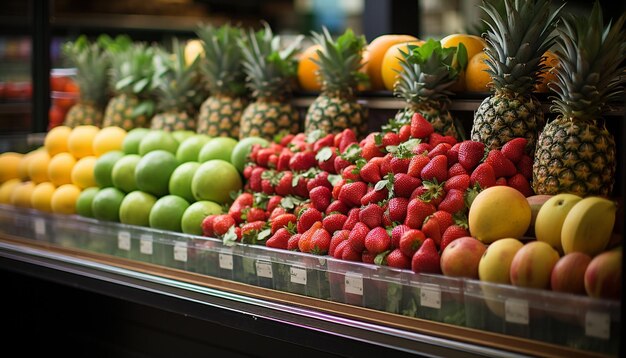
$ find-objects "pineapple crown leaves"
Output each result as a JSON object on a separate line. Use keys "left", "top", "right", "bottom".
{"left": 112, "top": 42, "right": 158, "bottom": 99}
{"left": 310, "top": 27, "right": 368, "bottom": 96}
{"left": 196, "top": 23, "right": 248, "bottom": 97}
{"left": 393, "top": 39, "right": 466, "bottom": 106}
{"left": 480, "top": 0, "right": 564, "bottom": 95}
{"left": 62, "top": 35, "right": 110, "bottom": 106}
{"left": 151, "top": 38, "right": 205, "bottom": 112}
{"left": 238, "top": 22, "right": 303, "bottom": 100}
{"left": 550, "top": 1, "right": 626, "bottom": 121}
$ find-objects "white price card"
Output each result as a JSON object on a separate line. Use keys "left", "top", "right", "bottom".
{"left": 505, "top": 299, "right": 529, "bottom": 325}
{"left": 139, "top": 234, "right": 153, "bottom": 255}
{"left": 219, "top": 252, "right": 233, "bottom": 270}
{"left": 174, "top": 241, "right": 187, "bottom": 262}
{"left": 345, "top": 272, "right": 363, "bottom": 295}
{"left": 585, "top": 311, "right": 610, "bottom": 340}
{"left": 34, "top": 218, "right": 46, "bottom": 235}
{"left": 117, "top": 231, "right": 131, "bottom": 251}
{"left": 290, "top": 266, "right": 307, "bottom": 285}
{"left": 420, "top": 286, "right": 442, "bottom": 309}
{"left": 255, "top": 260, "right": 273, "bottom": 279}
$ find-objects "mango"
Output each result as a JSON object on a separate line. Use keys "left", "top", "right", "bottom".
{"left": 550, "top": 252, "right": 591, "bottom": 294}
{"left": 584, "top": 248, "right": 622, "bottom": 300}
{"left": 510, "top": 241, "right": 560, "bottom": 289}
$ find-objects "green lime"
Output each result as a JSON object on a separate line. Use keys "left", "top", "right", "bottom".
{"left": 75, "top": 187, "right": 99, "bottom": 218}
{"left": 198, "top": 137, "right": 238, "bottom": 163}
{"left": 119, "top": 190, "right": 157, "bottom": 226}
{"left": 91, "top": 187, "right": 125, "bottom": 222}
{"left": 122, "top": 128, "right": 150, "bottom": 154}
{"left": 139, "top": 130, "right": 179, "bottom": 155}
{"left": 181, "top": 200, "right": 222, "bottom": 235}
{"left": 168, "top": 161, "right": 200, "bottom": 203}
{"left": 94, "top": 150, "right": 124, "bottom": 188}
{"left": 191, "top": 159, "right": 242, "bottom": 204}
{"left": 176, "top": 134, "right": 211, "bottom": 163}
{"left": 135, "top": 150, "right": 178, "bottom": 197}
{"left": 230, "top": 136, "right": 269, "bottom": 173}
{"left": 149, "top": 195, "right": 190, "bottom": 232}
{"left": 111, "top": 154, "right": 141, "bottom": 193}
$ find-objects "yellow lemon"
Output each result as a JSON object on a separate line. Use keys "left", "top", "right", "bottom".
{"left": 0, "top": 178, "right": 22, "bottom": 204}
{"left": 27, "top": 150, "right": 51, "bottom": 184}
{"left": 18, "top": 148, "right": 44, "bottom": 181}
{"left": 465, "top": 51, "right": 492, "bottom": 93}
{"left": 50, "top": 183, "right": 81, "bottom": 214}
{"left": 71, "top": 155, "right": 98, "bottom": 189}
{"left": 48, "top": 152, "right": 77, "bottom": 186}
{"left": 0, "top": 152, "right": 23, "bottom": 183}
{"left": 44, "top": 125, "right": 71, "bottom": 156}
{"left": 10, "top": 181, "right": 36, "bottom": 208}
{"left": 68, "top": 125, "right": 100, "bottom": 159}
{"left": 31, "top": 181, "right": 56, "bottom": 212}
{"left": 92, "top": 126, "right": 127, "bottom": 156}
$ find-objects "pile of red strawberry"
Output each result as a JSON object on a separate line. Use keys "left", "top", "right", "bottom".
{"left": 201, "top": 113, "right": 534, "bottom": 275}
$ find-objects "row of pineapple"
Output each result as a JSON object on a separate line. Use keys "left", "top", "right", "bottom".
{"left": 60, "top": 0, "right": 625, "bottom": 199}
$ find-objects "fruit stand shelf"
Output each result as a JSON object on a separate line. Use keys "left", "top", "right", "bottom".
{"left": 0, "top": 205, "right": 620, "bottom": 358}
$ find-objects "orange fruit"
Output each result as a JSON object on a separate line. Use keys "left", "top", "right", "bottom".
{"left": 535, "top": 50, "right": 559, "bottom": 93}
{"left": 381, "top": 40, "right": 425, "bottom": 91}
{"left": 297, "top": 44, "right": 322, "bottom": 92}
{"left": 465, "top": 52, "right": 492, "bottom": 93}
{"left": 365, "top": 34, "right": 419, "bottom": 91}
{"left": 440, "top": 34, "right": 487, "bottom": 92}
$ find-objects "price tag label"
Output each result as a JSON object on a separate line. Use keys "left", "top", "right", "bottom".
{"left": 174, "top": 241, "right": 187, "bottom": 262}
{"left": 139, "top": 234, "right": 153, "bottom": 255}
{"left": 255, "top": 260, "right": 273, "bottom": 279}
{"left": 505, "top": 299, "right": 529, "bottom": 325}
{"left": 420, "top": 286, "right": 442, "bottom": 309}
{"left": 219, "top": 253, "right": 233, "bottom": 270}
{"left": 290, "top": 266, "right": 307, "bottom": 285}
{"left": 34, "top": 218, "right": 46, "bottom": 235}
{"left": 117, "top": 231, "right": 131, "bottom": 251}
{"left": 345, "top": 272, "right": 363, "bottom": 295}
{"left": 585, "top": 311, "right": 610, "bottom": 340}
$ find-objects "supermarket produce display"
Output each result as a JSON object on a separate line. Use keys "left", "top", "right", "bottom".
{"left": 0, "top": 0, "right": 624, "bottom": 356}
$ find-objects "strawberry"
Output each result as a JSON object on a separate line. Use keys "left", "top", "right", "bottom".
{"left": 297, "top": 207, "right": 323, "bottom": 234}
{"left": 274, "top": 171, "right": 293, "bottom": 196}
{"left": 268, "top": 154, "right": 279, "bottom": 169}
{"left": 428, "top": 132, "right": 457, "bottom": 147}
{"left": 326, "top": 200, "right": 349, "bottom": 215}
{"left": 229, "top": 193, "right": 254, "bottom": 223}
{"left": 410, "top": 112, "right": 434, "bottom": 139}
{"left": 420, "top": 154, "right": 448, "bottom": 182}
{"left": 501, "top": 137, "right": 527, "bottom": 164}
{"left": 241, "top": 220, "right": 266, "bottom": 238}
{"left": 382, "top": 132, "right": 401, "bottom": 147}
{"left": 289, "top": 151, "right": 317, "bottom": 171}
{"left": 495, "top": 177, "right": 507, "bottom": 186}
{"left": 447, "top": 162, "right": 468, "bottom": 177}
{"left": 413, "top": 142, "right": 432, "bottom": 156}
{"left": 360, "top": 161, "right": 382, "bottom": 184}
{"left": 427, "top": 142, "right": 452, "bottom": 159}
{"left": 430, "top": 210, "right": 454, "bottom": 235}
{"left": 338, "top": 128, "right": 358, "bottom": 153}
{"left": 270, "top": 213, "right": 297, "bottom": 234}
{"left": 361, "top": 251, "right": 376, "bottom": 264}
{"left": 341, "top": 207, "right": 360, "bottom": 231}
{"left": 298, "top": 221, "right": 322, "bottom": 253}
{"left": 243, "top": 165, "right": 254, "bottom": 179}
{"left": 362, "top": 142, "right": 385, "bottom": 161}
{"left": 398, "top": 124, "right": 411, "bottom": 142}
{"left": 393, "top": 173, "right": 421, "bottom": 198}
{"left": 246, "top": 207, "right": 267, "bottom": 222}
{"left": 507, "top": 173, "right": 534, "bottom": 197}
{"left": 470, "top": 162, "right": 496, "bottom": 189}
{"left": 391, "top": 224, "right": 411, "bottom": 248}
{"left": 444, "top": 174, "right": 470, "bottom": 192}
{"left": 338, "top": 181, "right": 368, "bottom": 207}
{"left": 359, "top": 204, "right": 384, "bottom": 229}
{"left": 379, "top": 153, "right": 393, "bottom": 176}
{"left": 249, "top": 167, "right": 265, "bottom": 192}
{"left": 364, "top": 227, "right": 391, "bottom": 254}
{"left": 332, "top": 178, "right": 346, "bottom": 200}
{"left": 310, "top": 228, "right": 332, "bottom": 255}
{"left": 517, "top": 154, "right": 533, "bottom": 180}
{"left": 341, "top": 164, "right": 361, "bottom": 182}
{"left": 411, "top": 238, "right": 441, "bottom": 274}
{"left": 334, "top": 155, "right": 351, "bottom": 174}
{"left": 438, "top": 188, "right": 465, "bottom": 214}
{"left": 309, "top": 186, "right": 332, "bottom": 212}
{"left": 404, "top": 199, "right": 436, "bottom": 229}
{"left": 313, "top": 133, "right": 335, "bottom": 152}
{"left": 411, "top": 180, "right": 445, "bottom": 208}
{"left": 329, "top": 229, "right": 349, "bottom": 256}
{"left": 390, "top": 156, "right": 411, "bottom": 174}
{"left": 422, "top": 216, "right": 441, "bottom": 246}
{"left": 292, "top": 176, "right": 309, "bottom": 198}
{"left": 318, "top": 147, "right": 338, "bottom": 174}
{"left": 287, "top": 233, "right": 301, "bottom": 251}
{"left": 458, "top": 141, "right": 485, "bottom": 171}
{"left": 261, "top": 178, "right": 275, "bottom": 195}
{"left": 279, "top": 134, "right": 295, "bottom": 147}
{"left": 323, "top": 213, "right": 348, "bottom": 234}
{"left": 269, "top": 207, "right": 287, "bottom": 220}
{"left": 485, "top": 149, "right": 517, "bottom": 178}
{"left": 213, "top": 214, "right": 236, "bottom": 236}
{"left": 387, "top": 197, "right": 409, "bottom": 223}
{"left": 348, "top": 222, "right": 370, "bottom": 252}
{"left": 306, "top": 171, "right": 332, "bottom": 191}
{"left": 277, "top": 151, "right": 292, "bottom": 171}
{"left": 266, "top": 227, "right": 291, "bottom": 250}
{"left": 446, "top": 142, "right": 460, "bottom": 165}
{"left": 386, "top": 249, "right": 411, "bottom": 269}
{"left": 341, "top": 243, "right": 362, "bottom": 261}
{"left": 407, "top": 155, "right": 430, "bottom": 178}
{"left": 332, "top": 239, "right": 349, "bottom": 259}
{"left": 267, "top": 195, "right": 283, "bottom": 214}
{"left": 256, "top": 148, "right": 274, "bottom": 167}
{"left": 440, "top": 225, "right": 470, "bottom": 252}
{"left": 201, "top": 214, "right": 219, "bottom": 237}
{"left": 399, "top": 229, "right": 426, "bottom": 257}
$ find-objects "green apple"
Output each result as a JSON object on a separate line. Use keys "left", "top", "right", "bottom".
{"left": 122, "top": 128, "right": 150, "bottom": 154}
{"left": 119, "top": 190, "right": 157, "bottom": 226}
{"left": 135, "top": 150, "right": 178, "bottom": 197}
{"left": 191, "top": 159, "right": 242, "bottom": 204}
{"left": 198, "top": 137, "right": 238, "bottom": 163}
{"left": 230, "top": 136, "right": 269, "bottom": 173}
{"left": 181, "top": 200, "right": 222, "bottom": 235}
{"left": 168, "top": 161, "right": 200, "bottom": 203}
{"left": 176, "top": 134, "right": 211, "bottom": 163}
{"left": 111, "top": 154, "right": 141, "bottom": 193}
{"left": 149, "top": 195, "right": 190, "bottom": 232}
{"left": 138, "top": 130, "right": 179, "bottom": 155}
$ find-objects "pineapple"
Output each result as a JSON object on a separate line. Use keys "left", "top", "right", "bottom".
{"left": 150, "top": 40, "right": 206, "bottom": 132}
{"left": 196, "top": 24, "right": 248, "bottom": 138}
{"left": 62, "top": 35, "right": 110, "bottom": 127}
{"left": 102, "top": 42, "right": 157, "bottom": 130}
{"left": 471, "top": 0, "right": 562, "bottom": 152}
{"left": 304, "top": 27, "right": 368, "bottom": 137}
{"left": 238, "top": 23, "right": 302, "bottom": 140}
{"left": 393, "top": 39, "right": 467, "bottom": 139}
{"left": 533, "top": 3, "right": 625, "bottom": 196}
